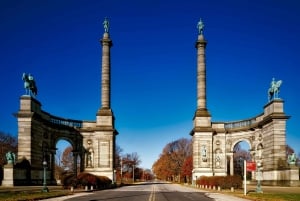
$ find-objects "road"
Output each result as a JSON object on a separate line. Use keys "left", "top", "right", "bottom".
{"left": 52, "top": 182, "right": 213, "bottom": 201}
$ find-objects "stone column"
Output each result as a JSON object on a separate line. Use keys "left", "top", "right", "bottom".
{"left": 229, "top": 153, "right": 234, "bottom": 175}
{"left": 50, "top": 151, "right": 55, "bottom": 182}
{"left": 195, "top": 34, "right": 207, "bottom": 110}
{"left": 191, "top": 21, "right": 213, "bottom": 177}
{"left": 73, "top": 152, "right": 78, "bottom": 176}
{"left": 100, "top": 33, "right": 112, "bottom": 109}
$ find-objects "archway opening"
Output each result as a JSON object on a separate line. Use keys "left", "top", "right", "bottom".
{"left": 233, "top": 141, "right": 252, "bottom": 180}
{"left": 55, "top": 139, "right": 78, "bottom": 184}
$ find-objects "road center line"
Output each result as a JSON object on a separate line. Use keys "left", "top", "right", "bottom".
{"left": 148, "top": 185, "right": 156, "bottom": 201}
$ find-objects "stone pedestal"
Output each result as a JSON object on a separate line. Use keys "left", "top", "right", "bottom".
{"left": 1, "top": 164, "right": 14, "bottom": 186}
{"left": 262, "top": 167, "right": 300, "bottom": 186}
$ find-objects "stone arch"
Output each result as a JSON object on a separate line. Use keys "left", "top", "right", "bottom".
{"left": 15, "top": 95, "right": 117, "bottom": 185}
{"left": 15, "top": 96, "right": 84, "bottom": 185}
{"left": 231, "top": 139, "right": 252, "bottom": 152}
{"left": 54, "top": 137, "right": 83, "bottom": 174}
{"left": 192, "top": 100, "right": 292, "bottom": 185}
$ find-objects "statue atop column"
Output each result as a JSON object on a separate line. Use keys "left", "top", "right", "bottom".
{"left": 268, "top": 77, "right": 282, "bottom": 102}
{"left": 22, "top": 72, "right": 38, "bottom": 97}
{"left": 197, "top": 18, "right": 204, "bottom": 35}
{"left": 103, "top": 17, "right": 109, "bottom": 33}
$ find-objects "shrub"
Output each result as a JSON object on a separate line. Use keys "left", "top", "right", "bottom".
{"left": 61, "top": 173, "right": 77, "bottom": 189}
{"left": 230, "top": 175, "right": 242, "bottom": 188}
{"left": 196, "top": 175, "right": 242, "bottom": 189}
{"left": 77, "top": 173, "right": 112, "bottom": 189}
{"left": 197, "top": 176, "right": 208, "bottom": 186}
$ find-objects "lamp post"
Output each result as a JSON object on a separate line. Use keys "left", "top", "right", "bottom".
{"left": 113, "top": 169, "right": 116, "bottom": 184}
{"left": 132, "top": 164, "right": 135, "bottom": 183}
{"left": 256, "top": 162, "right": 263, "bottom": 193}
{"left": 42, "top": 159, "right": 49, "bottom": 192}
{"left": 120, "top": 157, "right": 123, "bottom": 184}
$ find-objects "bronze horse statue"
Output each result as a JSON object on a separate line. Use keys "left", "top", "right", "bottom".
{"left": 22, "top": 73, "right": 37, "bottom": 96}
{"left": 268, "top": 78, "right": 282, "bottom": 102}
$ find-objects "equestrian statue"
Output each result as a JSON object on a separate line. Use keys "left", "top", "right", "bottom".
{"left": 268, "top": 77, "right": 282, "bottom": 102}
{"left": 22, "top": 72, "right": 38, "bottom": 97}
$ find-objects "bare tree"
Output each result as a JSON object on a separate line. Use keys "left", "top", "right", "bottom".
{"left": 233, "top": 143, "right": 251, "bottom": 178}
{"left": 121, "top": 152, "right": 141, "bottom": 181}
{"left": 0, "top": 131, "right": 17, "bottom": 166}
{"left": 114, "top": 144, "right": 123, "bottom": 169}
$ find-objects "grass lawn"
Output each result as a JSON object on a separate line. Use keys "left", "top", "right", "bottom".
{"left": 224, "top": 190, "right": 300, "bottom": 201}
{"left": 0, "top": 190, "right": 72, "bottom": 201}
{"left": 246, "top": 192, "right": 300, "bottom": 201}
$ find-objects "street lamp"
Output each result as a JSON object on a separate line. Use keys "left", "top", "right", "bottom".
{"left": 132, "top": 164, "right": 135, "bottom": 183}
{"left": 256, "top": 162, "right": 263, "bottom": 193}
{"left": 42, "top": 159, "right": 49, "bottom": 192}
{"left": 239, "top": 157, "right": 244, "bottom": 176}
{"left": 113, "top": 169, "right": 117, "bottom": 184}
{"left": 120, "top": 157, "right": 123, "bottom": 184}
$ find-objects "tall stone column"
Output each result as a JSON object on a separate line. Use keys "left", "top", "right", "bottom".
{"left": 100, "top": 33, "right": 112, "bottom": 110}
{"left": 193, "top": 19, "right": 211, "bottom": 126}
{"left": 87, "top": 19, "right": 117, "bottom": 181}
{"left": 191, "top": 19, "right": 214, "bottom": 179}
{"left": 96, "top": 29, "right": 115, "bottom": 126}
{"left": 196, "top": 34, "right": 207, "bottom": 111}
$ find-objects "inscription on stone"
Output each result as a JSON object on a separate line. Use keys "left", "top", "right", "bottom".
{"left": 99, "top": 141, "right": 109, "bottom": 167}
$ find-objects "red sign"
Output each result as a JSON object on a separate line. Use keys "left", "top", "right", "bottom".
{"left": 246, "top": 162, "right": 256, "bottom": 171}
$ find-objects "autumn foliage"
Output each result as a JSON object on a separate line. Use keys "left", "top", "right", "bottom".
{"left": 152, "top": 138, "right": 192, "bottom": 183}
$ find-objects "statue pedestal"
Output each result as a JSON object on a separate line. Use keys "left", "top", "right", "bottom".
{"left": 1, "top": 164, "right": 14, "bottom": 186}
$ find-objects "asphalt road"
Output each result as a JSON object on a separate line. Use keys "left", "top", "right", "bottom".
{"left": 54, "top": 182, "right": 213, "bottom": 201}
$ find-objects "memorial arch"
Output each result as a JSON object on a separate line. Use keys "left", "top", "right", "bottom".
{"left": 191, "top": 19, "right": 299, "bottom": 186}
{"left": 10, "top": 20, "right": 117, "bottom": 185}
{"left": 15, "top": 96, "right": 84, "bottom": 184}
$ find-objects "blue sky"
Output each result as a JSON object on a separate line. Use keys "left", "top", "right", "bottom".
{"left": 1, "top": 0, "right": 300, "bottom": 169}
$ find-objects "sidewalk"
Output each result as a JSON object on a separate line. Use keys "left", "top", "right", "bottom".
{"left": 205, "top": 192, "right": 250, "bottom": 201}
{"left": 198, "top": 185, "right": 300, "bottom": 201}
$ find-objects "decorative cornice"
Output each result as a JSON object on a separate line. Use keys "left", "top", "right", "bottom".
{"left": 190, "top": 126, "right": 213, "bottom": 136}
{"left": 100, "top": 37, "right": 113, "bottom": 47}
{"left": 264, "top": 99, "right": 284, "bottom": 109}
{"left": 195, "top": 38, "right": 207, "bottom": 48}
{"left": 193, "top": 108, "right": 211, "bottom": 119}
{"left": 97, "top": 108, "right": 114, "bottom": 117}
{"left": 260, "top": 113, "right": 290, "bottom": 126}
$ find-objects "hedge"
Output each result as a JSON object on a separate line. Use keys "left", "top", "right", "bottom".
{"left": 62, "top": 172, "right": 112, "bottom": 189}
{"left": 196, "top": 175, "right": 242, "bottom": 189}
